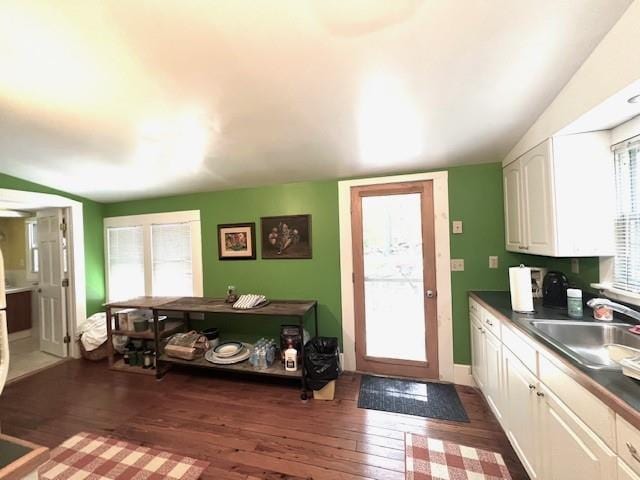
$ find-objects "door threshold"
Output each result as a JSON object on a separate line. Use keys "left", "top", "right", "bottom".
{"left": 6, "top": 357, "right": 69, "bottom": 385}
{"left": 355, "top": 370, "right": 451, "bottom": 384}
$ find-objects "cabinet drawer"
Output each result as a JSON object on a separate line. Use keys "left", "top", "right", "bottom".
{"left": 617, "top": 415, "right": 640, "bottom": 476}
{"left": 469, "top": 298, "right": 483, "bottom": 318}
{"left": 482, "top": 310, "right": 501, "bottom": 340}
{"left": 538, "top": 352, "right": 616, "bottom": 448}
{"left": 502, "top": 325, "right": 537, "bottom": 375}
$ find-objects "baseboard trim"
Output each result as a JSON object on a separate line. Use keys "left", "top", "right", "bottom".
{"left": 453, "top": 363, "right": 476, "bottom": 387}
{"left": 8, "top": 329, "right": 32, "bottom": 342}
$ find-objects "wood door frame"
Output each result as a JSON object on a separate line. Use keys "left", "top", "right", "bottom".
{"left": 351, "top": 180, "right": 439, "bottom": 379}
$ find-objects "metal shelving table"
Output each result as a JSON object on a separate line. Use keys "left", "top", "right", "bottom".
{"left": 154, "top": 297, "right": 318, "bottom": 399}
{"left": 104, "top": 296, "right": 319, "bottom": 399}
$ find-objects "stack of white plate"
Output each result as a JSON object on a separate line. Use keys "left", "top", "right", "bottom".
{"left": 205, "top": 342, "right": 251, "bottom": 365}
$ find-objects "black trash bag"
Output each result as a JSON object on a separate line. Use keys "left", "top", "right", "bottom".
{"left": 304, "top": 337, "right": 340, "bottom": 391}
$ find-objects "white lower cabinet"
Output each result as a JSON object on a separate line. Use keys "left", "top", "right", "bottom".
{"left": 484, "top": 328, "right": 504, "bottom": 425}
{"left": 539, "top": 387, "right": 616, "bottom": 480}
{"left": 470, "top": 296, "right": 630, "bottom": 480}
{"left": 470, "top": 315, "right": 486, "bottom": 390}
{"left": 503, "top": 348, "right": 541, "bottom": 479}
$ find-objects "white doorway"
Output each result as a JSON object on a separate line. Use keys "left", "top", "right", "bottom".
{"left": 36, "top": 208, "right": 68, "bottom": 357}
{"left": 0, "top": 188, "right": 86, "bottom": 382}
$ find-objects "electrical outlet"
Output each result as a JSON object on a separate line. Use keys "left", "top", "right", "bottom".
{"left": 452, "top": 220, "right": 463, "bottom": 234}
{"left": 489, "top": 256, "right": 499, "bottom": 269}
{"left": 571, "top": 258, "right": 580, "bottom": 274}
{"left": 451, "top": 259, "right": 465, "bottom": 271}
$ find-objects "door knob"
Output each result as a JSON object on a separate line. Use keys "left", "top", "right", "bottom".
{"left": 426, "top": 290, "right": 436, "bottom": 298}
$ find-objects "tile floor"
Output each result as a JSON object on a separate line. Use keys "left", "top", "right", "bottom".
{"left": 7, "top": 336, "right": 63, "bottom": 382}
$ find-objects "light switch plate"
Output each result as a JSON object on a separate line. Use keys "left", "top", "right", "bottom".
{"left": 489, "top": 256, "right": 499, "bottom": 269}
{"left": 452, "top": 220, "right": 463, "bottom": 234}
{"left": 451, "top": 259, "right": 465, "bottom": 271}
{"left": 571, "top": 258, "right": 580, "bottom": 274}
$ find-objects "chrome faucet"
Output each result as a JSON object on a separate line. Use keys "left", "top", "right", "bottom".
{"left": 587, "top": 298, "right": 640, "bottom": 323}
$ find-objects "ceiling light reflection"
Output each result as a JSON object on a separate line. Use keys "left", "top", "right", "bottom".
{"left": 357, "top": 73, "right": 423, "bottom": 167}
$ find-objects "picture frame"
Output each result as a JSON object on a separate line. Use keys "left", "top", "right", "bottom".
{"left": 217, "top": 222, "right": 256, "bottom": 260}
{"left": 261, "top": 215, "right": 312, "bottom": 259}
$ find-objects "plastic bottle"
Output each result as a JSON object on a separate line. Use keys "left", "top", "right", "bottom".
{"left": 284, "top": 340, "right": 298, "bottom": 372}
{"left": 567, "top": 288, "right": 583, "bottom": 318}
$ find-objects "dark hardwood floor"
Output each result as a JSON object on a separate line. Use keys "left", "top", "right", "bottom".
{"left": 0, "top": 360, "right": 528, "bottom": 479}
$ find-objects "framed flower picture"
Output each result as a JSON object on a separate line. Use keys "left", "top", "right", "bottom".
{"left": 217, "top": 223, "right": 256, "bottom": 260}
{"left": 261, "top": 214, "right": 312, "bottom": 259}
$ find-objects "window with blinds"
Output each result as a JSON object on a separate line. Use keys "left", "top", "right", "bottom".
{"left": 151, "top": 222, "right": 193, "bottom": 296}
{"left": 107, "top": 226, "right": 145, "bottom": 302}
{"left": 614, "top": 136, "right": 640, "bottom": 293}
{"left": 105, "top": 211, "right": 201, "bottom": 302}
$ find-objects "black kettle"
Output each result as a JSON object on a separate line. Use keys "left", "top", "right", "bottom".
{"left": 542, "top": 271, "right": 569, "bottom": 308}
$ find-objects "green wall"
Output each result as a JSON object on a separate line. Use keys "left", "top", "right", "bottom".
{"left": 447, "top": 163, "right": 523, "bottom": 363}
{"left": 0, "top": 173, "right": 105, "bottom": 315}
{"left": 104, "top": 181, "right": 342, "bottom": 341}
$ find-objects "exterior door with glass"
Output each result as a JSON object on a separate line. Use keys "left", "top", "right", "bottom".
{"left": 351, "top": 181, "right": 438, "bottom": 378}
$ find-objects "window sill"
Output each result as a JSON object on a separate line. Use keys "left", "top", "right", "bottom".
{"left": 590, "top": 282, "right": 640, "bottom": 308}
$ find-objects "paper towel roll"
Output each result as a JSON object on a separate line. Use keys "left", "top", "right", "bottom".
{"left": 509, "top": 265, "right": 534, "bottom": 313}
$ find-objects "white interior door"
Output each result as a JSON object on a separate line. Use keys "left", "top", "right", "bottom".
{"left": 37, "top": 209, "right": 67, "bottom": 358}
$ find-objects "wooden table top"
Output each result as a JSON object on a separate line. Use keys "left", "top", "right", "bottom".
{"left": 104, "top": 296, "right": 317, "bottom": 317}
{"left": 104, "top": 296, "right": 182, "bottom": 309}
{"left": 158, "top": 297, "right": 317, "bottom": 317}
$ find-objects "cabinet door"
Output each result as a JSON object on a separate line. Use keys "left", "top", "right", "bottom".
{"left": 503, "top": 349, "right": 541, "bottom": 479}
{"left": 503, "top": 160, "right": 525, "bottom": 252}
{"left": 521, "top": 140, "right": 556, "bottom": 255}
{"left": 540, "top": 387, "right": 616, "bottom": 480}
{"left": 620, "top": 459, "right": 640, "bottom": 480}
{"left": 484, "top": 330, "right": 504, "bottom": 425}
{"left": 470, "top": 317, "right": 486, "bottom": 390}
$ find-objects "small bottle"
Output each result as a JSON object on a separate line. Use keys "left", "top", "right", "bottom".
{"left": 284, "top": 340, "right": 298, "bottom": 372}
{"left": 567, "top": 288, "right": 583, "bottom": 318}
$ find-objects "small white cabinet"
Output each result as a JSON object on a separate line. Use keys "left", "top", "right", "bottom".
{"left": 539, "top": 387, "right": 616, "bottom": 480}
{"left": 502, "top": 348, "right": 542, "bottom": 479}
{"left": 502, "top": 132, "right": 614, "bottom": 256}
{"left": 484, "top": 329, "right": 504, "bottom": 425}
{"left": 470, "top": 315, "right": 486, "bottom": 390}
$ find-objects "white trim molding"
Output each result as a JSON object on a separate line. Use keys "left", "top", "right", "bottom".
{"left": 338, "top": 171, "right": 454, "bottom": 382}
{"left": 103, "top": 210, "right": 203, "bottom": 302}
{"left": 454, "top": 364, "right": 476, "bottom": 387}
{"left": 0, "top": 188, "right": 86, "bottom": 359}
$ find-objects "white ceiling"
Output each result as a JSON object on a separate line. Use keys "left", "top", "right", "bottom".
{"left": 0, "top": 0, "right": 632, "bottom": 202}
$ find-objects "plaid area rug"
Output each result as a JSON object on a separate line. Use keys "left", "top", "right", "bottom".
{"left": 405, "top": 433, "right": 512, "bottom": 480}
{"left": 39, "top": 432, "right": 208, "bottom": 480}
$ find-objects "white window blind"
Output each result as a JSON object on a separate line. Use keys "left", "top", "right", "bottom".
{"left": 107, "top": 226, "right": 145, "bottom": 302}
{"left": 151, "top": 222, "right": 193, "bottom": 296}
{"left": 614, "top": 136, "right": 640, "bottom": 293}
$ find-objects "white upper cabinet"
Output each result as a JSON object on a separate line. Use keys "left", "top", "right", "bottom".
{"left": 503, "top": 132, "right": 615, "bottom": 257}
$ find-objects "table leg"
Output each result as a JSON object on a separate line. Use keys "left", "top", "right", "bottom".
{"left": 106, "top": 307, "right": 114, "bottom": 368}
{"left": 153, "top": 310, "right": 163, "bottom": 380}
{"left": 314, "top": 303, "right": 319, "bottom": 337}
{"left": 299, "top": 316, "right": 308, "bottom": 400}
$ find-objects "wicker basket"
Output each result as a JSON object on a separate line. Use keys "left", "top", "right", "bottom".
{"left": 79, "top": 335, "right": 109, "bottom": 361}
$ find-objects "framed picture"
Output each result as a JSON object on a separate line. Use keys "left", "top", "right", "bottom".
{"left": 261, "top": 215, "right": 312, "bottom": 259}
{"left": 217, "top": 223, "right": 256, "bottom": 260}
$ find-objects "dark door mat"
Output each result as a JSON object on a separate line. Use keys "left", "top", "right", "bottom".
{"left": 357, "top": 375, "right": 469, "bottom": 422}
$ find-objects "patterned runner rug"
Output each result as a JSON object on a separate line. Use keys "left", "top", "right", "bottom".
{"left": 39, "top": 432, "right": 208, "bottom": 480}
{"left": 405, "top": 433, "right": 512, "bottom": 480}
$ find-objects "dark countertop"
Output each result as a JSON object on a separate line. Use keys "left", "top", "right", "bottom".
{"left": 470, "top": 290, "right": 640, "bottom": 426}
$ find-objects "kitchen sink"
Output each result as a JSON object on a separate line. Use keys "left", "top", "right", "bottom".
{"left": 529, "top": 320, "right": 640, "bottom": 370}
